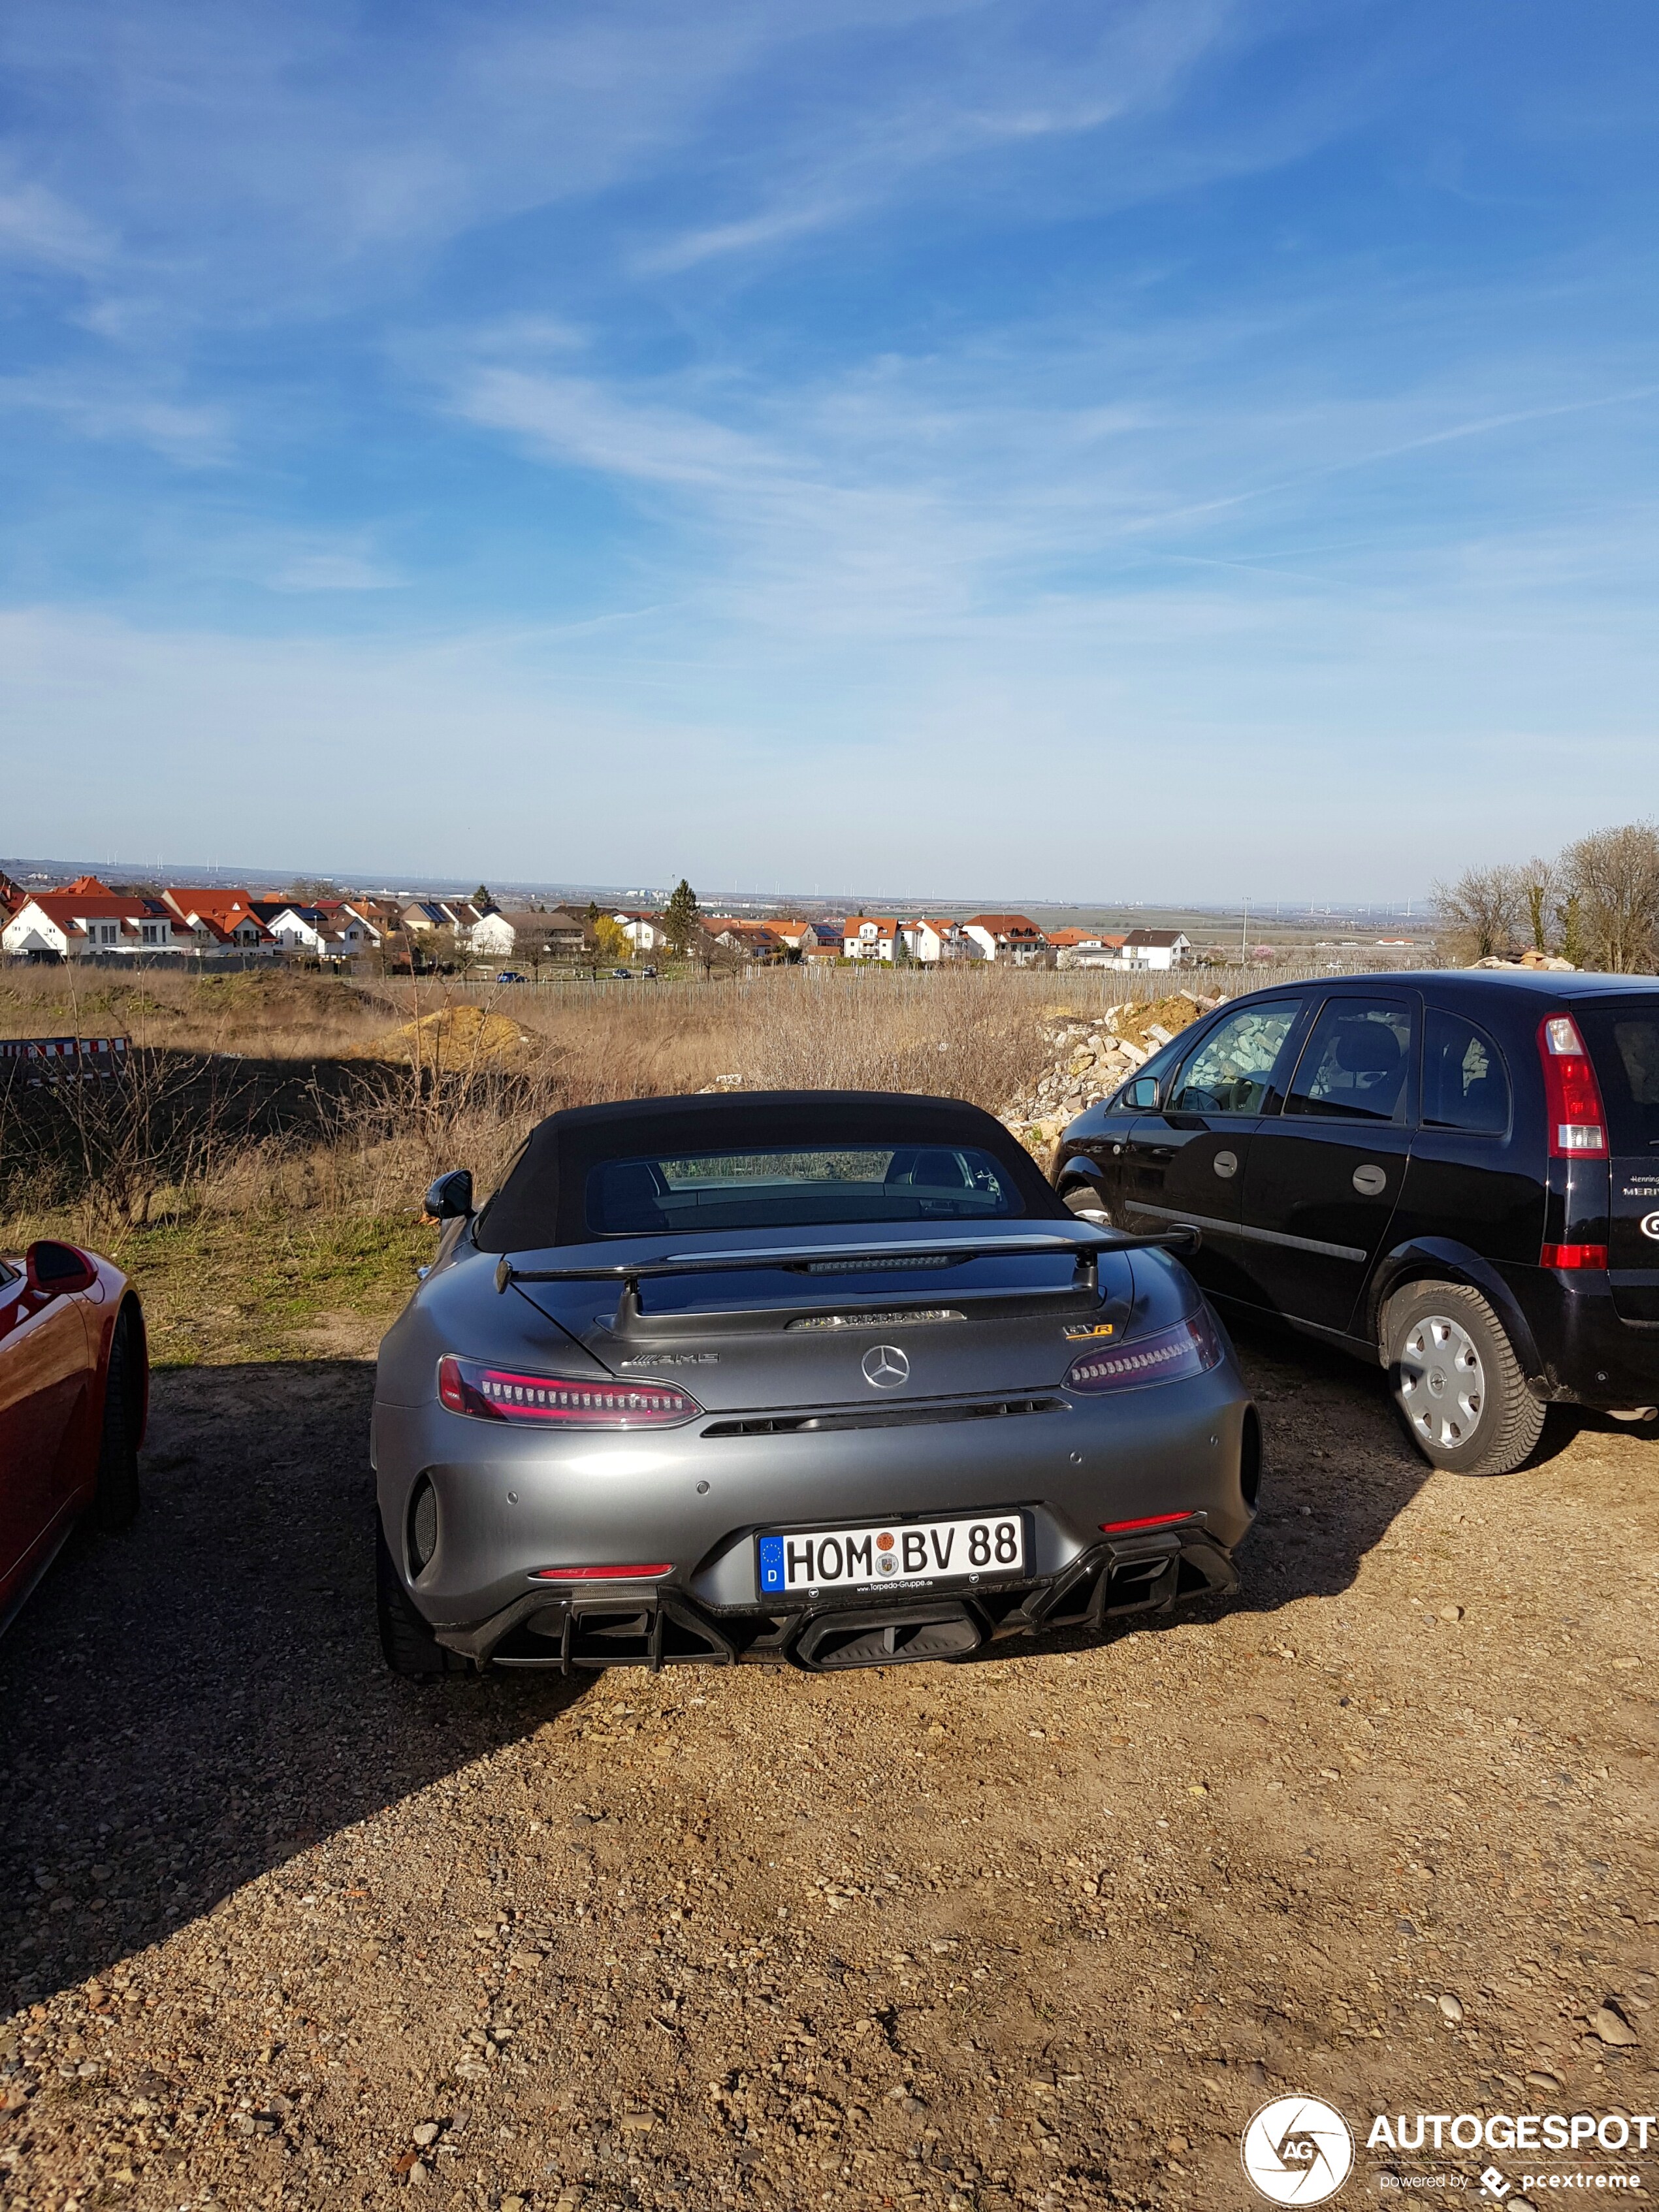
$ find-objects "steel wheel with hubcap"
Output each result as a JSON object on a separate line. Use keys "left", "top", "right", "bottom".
{"left": 1385, "top": 1281, "right": 1545, "bottom": 1477}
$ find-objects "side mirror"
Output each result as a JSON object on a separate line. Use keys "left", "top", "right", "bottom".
{"left": 26, "top": 1240, "right": 99, "bottom": 1297}
{"left": 423, "top": 1168, "right": 474, "bottom": 1223}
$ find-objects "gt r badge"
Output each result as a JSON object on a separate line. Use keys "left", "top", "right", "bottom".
{"left": 1064, "top": 1321, "right": 1118, "bottom": 1339}
{"left": 862, "top": 1344, "right": 909, "bottom": 1388}
{"left": 1642, "top": 1211, "right": 1659, "bottom": 1241}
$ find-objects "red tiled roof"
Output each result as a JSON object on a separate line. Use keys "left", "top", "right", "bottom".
{"left": 963, "top": 914, "right": 1043, "bottom": 936}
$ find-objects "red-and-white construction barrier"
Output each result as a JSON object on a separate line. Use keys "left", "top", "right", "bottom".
{"left": 0, "top": 1036, "right": 130, "bottom": 1083}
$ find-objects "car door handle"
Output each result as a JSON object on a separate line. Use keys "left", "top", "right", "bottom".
{"left": 1352, "top": 1163, "right": 1388, "bottom": 1196}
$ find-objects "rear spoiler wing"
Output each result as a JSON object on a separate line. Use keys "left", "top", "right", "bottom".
{"left": 495, "top": 1225, "right": 1199, "bottom": 1297}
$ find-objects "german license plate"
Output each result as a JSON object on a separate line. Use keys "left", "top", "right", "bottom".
{"left": 756, "top": 1513, "right": 1025, "bottom": 1596}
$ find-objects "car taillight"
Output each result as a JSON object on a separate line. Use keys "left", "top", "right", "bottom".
{"left": 1065, "top": 1309, "right": 1223, "bottom": 1394}
{"left": 436, "top": 1354, "right": 700, "bottom": 1429}
{"left": 1539, "top": 1242, "right": 1608, "bottom": 1271}
{"left": 1538, "top": 1014, "right": 1607, "bottom": 1157}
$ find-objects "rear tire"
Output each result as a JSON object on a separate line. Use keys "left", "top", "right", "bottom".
{"left": 376, "top": 1522, "right": 464, "bottom": 1677}
{"left": 1385, "top": 1281, "right": 1546, "bottom": 1476}
{"left": 94, "top": 1309, "right": 142, "bottom": 1531}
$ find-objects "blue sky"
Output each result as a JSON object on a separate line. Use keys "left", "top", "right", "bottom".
{"left": 2, "top": 0, "right": 1656, "bottom": 901}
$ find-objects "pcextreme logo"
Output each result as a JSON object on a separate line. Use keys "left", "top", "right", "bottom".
{"left": 1241, "top": 2096, "right": 1355, "bottom": 2204}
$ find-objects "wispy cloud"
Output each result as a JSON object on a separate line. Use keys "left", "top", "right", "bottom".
{"left": 0, "top": 372, "right": 231, "bottom": 464}
{"left": 457, "top": 367, "right": 784, "bottom": 489}
{"left": 0, "top": 178, "right": 111, "bottom": 271}
{"left": 266, "top": 545, "right": 405, "bottom": 593}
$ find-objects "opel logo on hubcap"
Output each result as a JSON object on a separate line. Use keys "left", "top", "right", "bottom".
{"left": 862, "top": 1344, "right": 909, "bottom": 1388}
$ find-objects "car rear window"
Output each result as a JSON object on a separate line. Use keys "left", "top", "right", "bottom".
{"left": 1577, "top": 1002, "right": 1659, "bottom": 1153}
{"left": 1422, "top": 1009, "right": 1511, "bottom": 1134}
{"left": 585, "top": 1144, "right": 1025, "bottom": 1236}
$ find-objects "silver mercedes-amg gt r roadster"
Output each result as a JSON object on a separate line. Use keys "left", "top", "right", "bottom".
{"left": 372, "top": 1092, "right": 1260, "bottom": 1676}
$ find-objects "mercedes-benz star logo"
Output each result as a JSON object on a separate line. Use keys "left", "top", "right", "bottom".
{"left": 861, "top": 1344, "right": 909, "bottom": 1389}
{"left": 1240, "top": 2096, "right": 1353, "bottom": 2205}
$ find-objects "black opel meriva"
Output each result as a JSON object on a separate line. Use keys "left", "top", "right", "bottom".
{"left": 1052, "top": 970, "right": 1659, "bottom": 1475}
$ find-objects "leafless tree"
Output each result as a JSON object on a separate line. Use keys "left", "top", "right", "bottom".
{"left": 1516, "top": 856, "right": 1560, "bottom": 954}
{"left": 1432, "top": 865, "right": 1524, "bottom": 963}
{"left": 1560, "top": 821, "right": 1659, "bottom": 973}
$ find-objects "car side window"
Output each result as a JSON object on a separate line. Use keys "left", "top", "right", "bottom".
{"left": 1284, "top": 998, "right": 1412, "bottom": 1123}
{"left": 1422, "top": 1008, "right": 1511, "bottom": 1134}
{"left": 1167, "top": 1001, "right": 1302, "bottom": 1117}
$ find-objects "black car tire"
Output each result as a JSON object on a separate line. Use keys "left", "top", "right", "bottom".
{"left": 376, "top": 1523, "right": 465, "bottom": 1678}
{"left": 1384, "top": 1281, "right": 1546, "bottom": 1477}
{"left": 1061, "top": 1180, "right": 1110, "bottom": 1219}
{"left": 93, "top": 1309, "right": 142, "bottom": 1531}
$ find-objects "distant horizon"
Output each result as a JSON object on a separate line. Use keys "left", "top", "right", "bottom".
{"left": 1, "top": 853, "right": 1433, "bottom": 929}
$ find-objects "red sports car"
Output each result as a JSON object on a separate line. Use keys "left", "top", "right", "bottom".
{"left": 0, "top": 1240, "right": 147, "bottom": 1635}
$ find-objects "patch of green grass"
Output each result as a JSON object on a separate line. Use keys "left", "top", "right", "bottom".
{"left": 75, "top": 1209, "right": 435, "bottom": 1367}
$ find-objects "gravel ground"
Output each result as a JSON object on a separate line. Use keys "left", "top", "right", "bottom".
{"left": 1, "top": 1330, "right": 1654, "bottom": 2212}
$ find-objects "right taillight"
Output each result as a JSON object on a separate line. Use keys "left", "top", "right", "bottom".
{"left": 1065, "top": 1309, "right": 1223, "bottom": 1394}
{"left": 1538, "top": 1014, "right": 1607, "bottom": 1157}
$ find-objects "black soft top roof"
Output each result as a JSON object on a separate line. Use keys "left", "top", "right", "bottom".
{"left": 473, "top": 1089, "right": 1066, "bottom": 1253}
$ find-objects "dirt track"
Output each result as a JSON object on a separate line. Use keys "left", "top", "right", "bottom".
{"left": 2, "top": 1328, "right": 1654, "bottom": 2212}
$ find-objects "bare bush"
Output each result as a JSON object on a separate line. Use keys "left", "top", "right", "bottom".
{"left": 1432, "top": 865, "right": 1524, "bottom": 963}
{"left": 1560, "top": 820, "right": 1659, "bottom": 974}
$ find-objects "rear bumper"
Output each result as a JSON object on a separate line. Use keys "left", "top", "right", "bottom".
{"left": 430, "top": 1522, "right": 1242, "bottom": 1673}
{"left": 1502, "top": 1263, "right": 1659, "bottom": 1407}
{"left": 375, "top": 1362, "right": 1257, "bottom": 1629}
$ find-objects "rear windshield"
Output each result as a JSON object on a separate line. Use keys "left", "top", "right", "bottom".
{"left": 1579, "top": 1003, "right": 1659, "bottom": 1153}
{"left": 585, "top": 1144, "right": 1023, "bottom": 1236}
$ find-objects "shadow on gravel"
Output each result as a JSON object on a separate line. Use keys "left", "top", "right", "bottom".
{"left": 0, "top": 1359, "right": 591, "bottom": 2017}
{"left": 1002, "top": 1313, "right": 1452, "bottom": 1669}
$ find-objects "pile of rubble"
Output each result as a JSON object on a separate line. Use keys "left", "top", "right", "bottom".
{"left": 1001, "top": 989, "right": 1226, "bottom": 1161}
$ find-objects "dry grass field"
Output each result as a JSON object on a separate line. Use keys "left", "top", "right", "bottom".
{"left": 0, "top": 965, "right": 1059, "bottom": 1364}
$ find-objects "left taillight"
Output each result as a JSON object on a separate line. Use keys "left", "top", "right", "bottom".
{"left": 436, "top": 1354, "right": 701, "bottom": 1429}
{"left": 1065, "top": 1308, "right": 1223, "bottom": 1394}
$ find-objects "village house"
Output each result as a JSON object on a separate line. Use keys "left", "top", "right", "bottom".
{"left": 473, "top": 908, "right": 588, "bottom": 965}
{"left": 399, "top": 898, "right": 490, "bottom": 948}
{"left": 901, "top": 917, "right": 974, "bottom": 963}
{"left": 161, "top": 888, "right": 275, "bottom": 952}
{"left": 250, "top": 900, "right": 378, "bottom": 959}
{"left": 1, "top": 876, "right": 182, "bottom": 959}
{"left": 961, "top": 914, "right": 1050, "bottom": 965}
{"left": 613, "top": 910, "right": 669, "bottom": 954}
{"left": 1119, "top": 928, "right": 1192, "bottom": 971}
{"left": 1049, "top": 927, "right": 1129, "bottom": 969}
{"left": 842, "top": 916, "right": 901, "bottom": 961}
{"left": 705, "top": 918, "right": 790, "bottom": 963}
